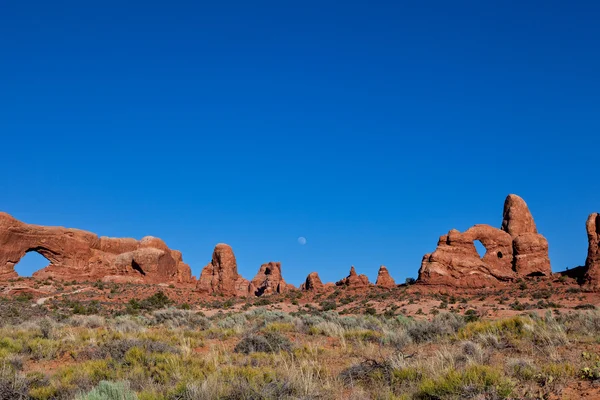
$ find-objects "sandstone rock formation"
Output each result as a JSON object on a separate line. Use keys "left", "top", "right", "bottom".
{"left": 375, "top": 265, "right": 396, "bottom": 288}
{"left": 336, "top": 266, "right": 370, "bottom": 288}
{"left": 585, "top": 213, "right": 600, "bottom": 286}
{"left": 250, "top": 262, "right": 294, "bottom": 296}
{"left": 196, "top": 243, "right": 250, "bottom": 296}
{"left": 0, "top": 212, "right": 194, "bottom": 284}
{"left": 418, "top": 195, "right": 551, "bottom": 288}
{"left": 301, "top": 272, "right": 324, "bottom": 291}
{"left": 501, "top": 194, "right": 537, "bottom": 236}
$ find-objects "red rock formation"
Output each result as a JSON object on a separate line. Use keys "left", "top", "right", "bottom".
{"left": 196, "top": 244, "right": 250, "bottom": 296}
{"left": 0, "top": 212, "right": 194, "bottom": 284}
{"left": 501, "top": 195, "right": 551, "bottom": 277}
{"left": 585, "top": 213, "right": 600, "bottom": 286}
{"left": 375, "top": 265, "right": 396, "bottom": 288}
{"left": 512, "top": 233, "right": 550, "bottom": 277}
{"left": 418, "top": 225, "right": 514, "bottom": 287}
{"left": 301, "top": 272, "right": 324, "bottom": 291}
{"left": 418, "top": 195, "right": 551, "bottom": 288}
{"left": 250, "top": 262, "right": 294, "bottom": 296}
{"left": 336, "top": 266, "right": 370, "bottom": 288}
{"left": 501, "top": 194, "right": 538, "bottom": 236}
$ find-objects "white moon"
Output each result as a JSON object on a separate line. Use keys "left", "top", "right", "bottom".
{"left": 297, "top": 237, "right": 307, "bottom": 245}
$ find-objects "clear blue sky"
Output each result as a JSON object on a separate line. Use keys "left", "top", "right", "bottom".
{"left": 2, "top": 1, "right": 599, "bottom": 284}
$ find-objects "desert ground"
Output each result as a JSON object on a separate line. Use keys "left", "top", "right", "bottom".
{"left": 0, "top": 275, "right": 599, "bottom": 399}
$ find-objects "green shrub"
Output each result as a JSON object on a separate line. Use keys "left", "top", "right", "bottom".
{"left": 416, "top": 365, "right": 513, "bottom": 399}
{"left": 76, "top": 380, "right": 137, "bottom": 400}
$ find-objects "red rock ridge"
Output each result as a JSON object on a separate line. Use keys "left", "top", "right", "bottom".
{"left": 0, "top": 212, "right": 194, "bottom": 285}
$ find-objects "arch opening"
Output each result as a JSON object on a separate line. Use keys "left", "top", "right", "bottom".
{"left": 13, "top": 251, "right": 51, "bottom": 277}
{"left": 474, "top": 240, "right": 486, "bottom": 259}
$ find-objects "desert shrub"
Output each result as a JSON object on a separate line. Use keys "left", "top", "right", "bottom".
{"left": 101, "top": 339, "right": 179, "bottom": 361}
{"left": 150, "top": 308, "right": 210, "bottom": 329}
{"left": 234, "top": 332, "right": 292, "bottom": 354}
{"left": 216, "top": 314, "right": 247, "bottom": 330}
{"left": 556, "top": 311, "right": 600, "bottom": 335}
{"left": 507, "top": 358, "right": 537, "bottom": 381}
{"left": 408, "top": 313, "right": 465, "bottom": 343}
{"left": 234, "top": 335, "right": 271, "bottom": 354}
{"left": 381, "top": 329, "right": 412, "bottom": 350}
{"left": 127, "top": 292, "right": 171, "bottom": 314}
{"left": 580, "top": 353, "right": 600, "bottom": 380}
{"left": 344, "top": 329, "right": 382, "bottom": 344}
{"left": 296, "top": 314, "right": 326, "bottom": 332}
{"left": 320, "top": 301, "right": 337, "bottom": 311}
{"left": 415, "top": 364, "right": 513, "bottom": 399}
{"left": 76, "top": 380, "right": 137, "bottom": 400}
{"left": 68, "top": 315, "right": 106, "bottom": 329}
{"left": 25, "top": 338, "right": 61, "bottom": 360}
{"left": 405, "top": 278, "right": 416, "bottom": 285}
{"left": 459, "top": 316, "right": 529, "bottom": 340}
{"left": 574, "top": 304, "right": 596, "bottom": 310}
{"left": 38, "top": 318, "right": 53, "bottom": 340}
{"left": 110, "top": 317, "right": 145, "bottom": 333}
{"left": 245, "top": 308, "right": 293, "bottom": 325}
{"left": 0, "top": 365, "right": 28, "bottom": 400}
{"left": 340, "top": 358, "right": 421, "bottom": 390}
{"left": 535, "top": 363, "right": 576, "bottom": 386}
{"left": 224, "top": 375, "right": 295, "bottom": 400}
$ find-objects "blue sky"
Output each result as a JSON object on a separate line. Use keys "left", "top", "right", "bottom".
{"left": 1, "top": 1, "right": 599, "bottom": 284}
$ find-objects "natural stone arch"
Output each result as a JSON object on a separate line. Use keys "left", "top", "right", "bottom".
{"left": 12, "top": 248, "right": 52, "bottom": 277}
{"left": 0, "top": 212, "right": 194, "bottom": 284}
{"left": 463, "top": 224, "right": 513, "bottom": 273}
{"left": 418, "top": 194, "right": 551, "bottom": 288}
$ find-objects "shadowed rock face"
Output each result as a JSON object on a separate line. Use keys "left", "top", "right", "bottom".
{"left": 585, "top": 213, "right": 600, "bottom": 286}
{"left": 196, "top": 243, "right": 250, "bottom": 296}
{"left": 375, "top": 265, "right": 396, "bottom": 288}
{"left": 418, "top": 195, "right": 551, "bottom": 288}
{"left": 336, "top": 266, "right": 370, "bottom": 288}
{"left": 0, "top": 212, "right": 194, "bottom": 284}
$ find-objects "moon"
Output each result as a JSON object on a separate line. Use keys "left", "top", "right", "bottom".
{"left": 297, "top": 237, "right": 307, "bottom": 245}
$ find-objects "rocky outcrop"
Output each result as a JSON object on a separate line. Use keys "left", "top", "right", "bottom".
{"left": 418, "top": 195, "right": 551, "bottom": 288}
{"left": 336, "top": 266, "right": 370, "bottom": 288}
{"left": 501, "top": 194, "right": 551, "bottom": 277}
{"left": 301, "top": 272, "right": 324, "bottom": 291}
{"left": 585, "top": 213, "right": 600, "bottom": 286}
{"left": 512, "top": 233, "right": 550, "bottom": 277}
{"left": 196, "top": 244, "right": 250, "bottom": 296}
{"left": 250, "top": 262, "right": 294, "bottom": 296}
{"left": 501, "top": 194, "right": 538, "bottom": 237}
{"left": 375, "top": 265, "right": 396, "bottom": 288}
{"left": 0, "top": 212, "right": 194, "bottom": 284}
